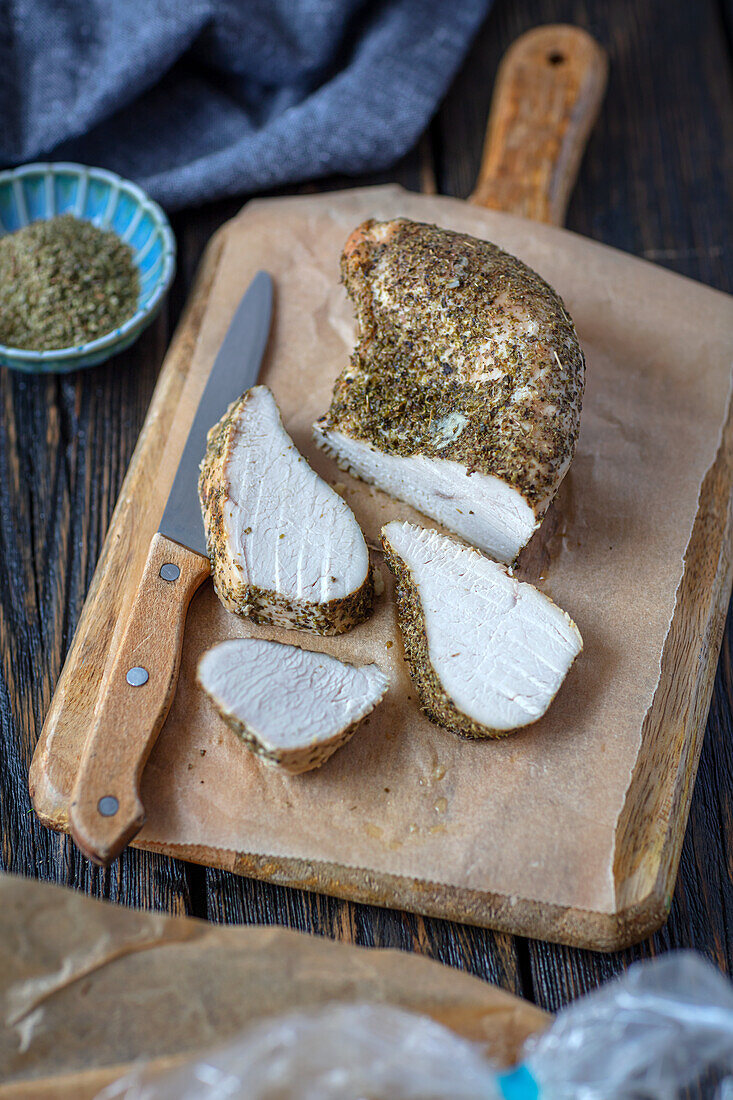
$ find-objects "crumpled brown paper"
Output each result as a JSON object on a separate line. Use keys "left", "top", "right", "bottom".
{"left": 135, "top": 186, "right": 733, "bottom": 918}
{"left": 29, "top": 185, "right": 733, "bottom": 940}
{"left": 0, "top": 873, "right": 548, "bottom": 1097}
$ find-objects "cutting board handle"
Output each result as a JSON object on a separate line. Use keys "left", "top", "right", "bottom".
{"left": 470, "top": 24, "right": 608, "bottom": 225}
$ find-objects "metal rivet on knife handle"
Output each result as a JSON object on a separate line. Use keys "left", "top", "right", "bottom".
{"left": 98, "top": 796, "right": 119, "bottom": 817}
{"left": 160, "top": 563, "right": 180, "bottom": 581}
{"left": 126, "top": 666, "right": 149, "bottom": 687}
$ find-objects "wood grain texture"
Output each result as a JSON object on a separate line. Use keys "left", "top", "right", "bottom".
{"left": 1, "top": 1, "right": 730, "bottom": 1084}
{"left": 470, "top": 25, "right": 608, "bottom": 223}
{"left": 614, "top": 406, "right": 733, "bottom": 918}
{"left": 69, "top": 534, "right": 210, "bottom": 865}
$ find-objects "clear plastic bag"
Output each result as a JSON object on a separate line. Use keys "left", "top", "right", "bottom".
{"left": 526, "top": 951, "right": 733, "bottom": 1098}
{"left": 97, "top": 1003, "right": 504, "bottom": 1100}
{"left": 99, "top": 952, "right": 733, "bottom": 1100}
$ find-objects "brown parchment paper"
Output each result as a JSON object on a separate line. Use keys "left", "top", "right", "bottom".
{"left": 127, "top": 186, "right": 733, "bottom": 918}
{"left": 0, "top": 873, "right": 548, "bottom": 1091}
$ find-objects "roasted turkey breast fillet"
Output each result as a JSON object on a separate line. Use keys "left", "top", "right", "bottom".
{"left": 382, "top": 521, "right": 582, "bottom": 739}
{"left": 314, "top": 218, "right": 585, "bottom": 562}
{"left": 199, "top": 385, "right": 373, "bottom": 635}
{"left": 198, "top": 639, "right": 388, "bottom": 773}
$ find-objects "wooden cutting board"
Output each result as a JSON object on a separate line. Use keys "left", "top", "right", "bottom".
{"left": 29, "top": 29, "right": 733, "bottom": 949}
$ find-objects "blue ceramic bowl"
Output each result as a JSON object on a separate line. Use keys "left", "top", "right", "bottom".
{"left": 0, "top": 163, "right": 176, "bottom": 373}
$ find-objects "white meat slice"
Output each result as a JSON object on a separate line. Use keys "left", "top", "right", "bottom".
{"left": 199, "top": 385, "right": 372, "bottom": 635}
{"left": 315, "top": 429, "right": 536, "bottom": 563}
{"left": 197, "top": 638, "right": 388, "bottom": 773}
{"left": 382, "top": 520, "right": 582, "bottom": 738}
{"left": 315, "top": 218, "right": 585, "bottom": 563}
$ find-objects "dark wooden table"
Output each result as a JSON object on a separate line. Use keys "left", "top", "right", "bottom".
{"left": 1, "top": 0, "right": 731, "bottom": 1054}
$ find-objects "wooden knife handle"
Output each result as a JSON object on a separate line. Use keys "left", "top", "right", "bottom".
{"left": 470, "top": 24, "right": 608, "bottom": 225}
{"left": 69, "top": 533, "right": 210, "bottom": 865}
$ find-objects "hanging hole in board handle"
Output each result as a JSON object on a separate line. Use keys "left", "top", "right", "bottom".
{"left": 469, "top": 24, "right": 608, "bottom": 226}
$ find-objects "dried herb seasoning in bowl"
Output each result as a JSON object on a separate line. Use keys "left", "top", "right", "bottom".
{"left": 0, "top": 215, "right": 140, "bottom": 351}
{"left": 0, "top": 163, "right": 175, "bottom": 373}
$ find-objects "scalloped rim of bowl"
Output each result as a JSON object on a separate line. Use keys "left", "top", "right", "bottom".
{"left": 0, "top": 162, "right": 176, "bottom": 363}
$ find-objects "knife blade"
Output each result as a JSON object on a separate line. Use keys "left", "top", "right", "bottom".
{"left": 69, "top": 272, "right": 274, "bottom": 865}
{"left": 160, "top": 271, "right": 273, "bottom": 556}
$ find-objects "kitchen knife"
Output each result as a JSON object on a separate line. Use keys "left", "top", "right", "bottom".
{"left": 69, "top": 271, "right": 274, "bottom": 865}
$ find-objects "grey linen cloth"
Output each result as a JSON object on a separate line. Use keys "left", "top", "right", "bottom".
{"left": 0, "top": 0, "right": 491, "bottom": 210}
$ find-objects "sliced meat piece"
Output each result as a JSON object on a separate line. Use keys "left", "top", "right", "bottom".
{"left": 315, "top": 218, "right": 585, "bottom": 563}
{"left": 199, "top": 385, "right": 373, "bottom": 635}
{"left": 197, "top": 638, "right": 388, "bottom": 773}
{"left": 382, "top": 520, "right": 582, "bottom": 739}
